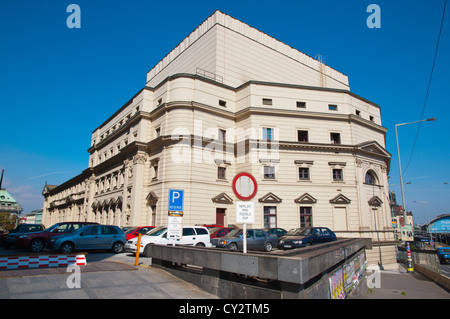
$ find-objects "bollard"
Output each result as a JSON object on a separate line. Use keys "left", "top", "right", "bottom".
{"left": 406, "top": 242, "right": 414, "bottom": 273}
{"left": 135, "top": 233, "right": 142, "bottom": 266}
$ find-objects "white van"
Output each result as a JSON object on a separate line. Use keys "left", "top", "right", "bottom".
{"left": 124, "top": 226, "right": 211, "bottom": 255}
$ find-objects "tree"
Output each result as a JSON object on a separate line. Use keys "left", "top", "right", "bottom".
{"left": 0, "top": 212, "right": 19, "bottom": 230}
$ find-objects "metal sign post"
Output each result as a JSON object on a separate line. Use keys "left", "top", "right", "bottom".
{"left": 167, "top": 216, "right": 183, "bottom": 246}
{"left": 168, "top": 189, "right": 184, "bottom": 211}
{"left": 168, "top": 189, "right": 184, "bottom": 246}
{"left": 232, "top": 172, "right": 258, "bottom": 201}
{"left": 236, "top": 201, "right": 255, "bottom": 254}
{"left": 232, "top": 173, "right": 257, "bottom": 254}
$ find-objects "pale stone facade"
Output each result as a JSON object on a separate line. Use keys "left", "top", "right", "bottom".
{"left": 42, "top": 11, "right": 395, "bottom": 264}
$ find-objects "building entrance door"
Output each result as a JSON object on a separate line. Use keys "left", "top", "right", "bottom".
{"left": 333, "top": 207, "right": 348, "bottom": 231}
{"left": 216, "top": 208, "right": 226, "bottom": 225}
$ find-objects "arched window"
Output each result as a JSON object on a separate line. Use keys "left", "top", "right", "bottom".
{"left": 365, "top": 170, "right": 378, "bottom": 185}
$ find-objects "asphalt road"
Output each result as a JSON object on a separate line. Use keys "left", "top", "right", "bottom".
{"left": 441, "top": 263, "right": 450, "bottom": 277}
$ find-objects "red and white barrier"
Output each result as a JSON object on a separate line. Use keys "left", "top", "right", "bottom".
{"left": 0, "top": 254, "right": 86, "bottom": 270}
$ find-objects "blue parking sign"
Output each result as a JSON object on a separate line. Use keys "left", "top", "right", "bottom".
{"left": 168, "top": 189, "right": 184, "bottom": 211}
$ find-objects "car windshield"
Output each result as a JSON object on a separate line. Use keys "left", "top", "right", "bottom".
{"left": 72, "top": 226, "right": 89, "bottom": 235}
{"left": 225, "top": 229, "right": 243, "bottom": 238}
{"left": 45, "top": 223, "right": 61, "bottom": 232}
{"left": 285, "top": 228, "right": 312, "bottom": 236}
{"left": 440, "top": 248, "right": 450, "bottom": 253}
{"left": 146, "top": 226, "right": 167, "bottom": 236}
{"left": 209, "top": 227, "right": 221, "bottom": 234}
{"left": 124, "top": 227, "right": 139, "bottom": 234}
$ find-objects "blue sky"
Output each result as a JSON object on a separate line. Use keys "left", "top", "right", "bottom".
{"left": 0, "top": 0, "right": 448, "bottom": 224}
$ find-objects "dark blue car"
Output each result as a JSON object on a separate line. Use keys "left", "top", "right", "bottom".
{"left": 278, "top": 227, "right": 337, "bottom": 250}
{"left": 437, "top": 247, "right": 450, "bottom": 264}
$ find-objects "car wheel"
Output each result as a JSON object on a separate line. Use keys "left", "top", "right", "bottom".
{"left": 60, "top": 242, "right": 75, "bottom": 253}
{"left": 143, "top": 244, "right": 151, "bottom": 257}
{"left": 305, "top": 242, "right": 312, "bottom": 247}
{"left": 30, "top": 238, "right": 45, "bottom": 252}
{"left": 229, "top": 242, "right": 238, "bottom": 250}
{"left": 264, "top": 242, "right": 273, "bottom": 252}
{"left": 112, "top": 241, "right": 124, "bottom": 253}
{"left": 195, "top": 242, "right": 205, "bottom": 247}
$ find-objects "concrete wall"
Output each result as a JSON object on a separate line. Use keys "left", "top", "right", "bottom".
{"left": 145, "top": 238, "right": 367, "bottom": 299}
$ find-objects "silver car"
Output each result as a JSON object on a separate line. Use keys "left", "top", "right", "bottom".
{"left": 47, "top": 225, "right": 126, "bottom": 253}
{"left": 216, "top": 229, "right": 277, "bottom": 252}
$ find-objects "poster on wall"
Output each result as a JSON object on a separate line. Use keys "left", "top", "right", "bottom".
{"left": 342, "top": 252, "right": 366, "bottom": 295}
{"left": 329, "top": 268, "right": 345, "bottom": 299}
{"left": 330, "top": 252, "right": 366, "bottom": 299}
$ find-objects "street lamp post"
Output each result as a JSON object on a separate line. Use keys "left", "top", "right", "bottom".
{"left": 395, "top": 117, "right": 436, "bottom": 227}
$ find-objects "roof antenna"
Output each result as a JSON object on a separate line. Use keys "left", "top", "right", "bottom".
{"left": 0, "top": 169, "right": 4, "bottom": 189}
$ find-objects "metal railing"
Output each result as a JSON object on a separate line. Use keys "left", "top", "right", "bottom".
{"left": 398, "top": 247, "right": 441, "bottom": 274}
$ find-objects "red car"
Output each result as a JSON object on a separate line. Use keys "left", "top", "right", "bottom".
{"left": 16, "top": 221, "right": 98, "bottom": 252}
{"left": 124, "top": 226, "right": 155, "bottom": 240}
{"left": 203, "top": 224, "right": 224, "bottom": 229}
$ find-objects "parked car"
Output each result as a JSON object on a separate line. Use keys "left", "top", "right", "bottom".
{"left": 125, "top": 226, "right": 212, "bottom": 255}
{"left": 437, "top": 247, "right": 450, "bottom": 264}
{"left": 263, "top": 228, "right": 287, "bottom": 238}
{"left": 210, "top": 227, "right": 237, "bottom": 246}
{"left": 216, "top": 229, "right": 277, "bottom": 252}
{"left": 0, "top": 224, "right": 9, "bottom": 247}
{"left": 3, "top": 224, "right": 46, "bottom": 249}
{"left": 15, "top": 221, "right": 98, "bottom": 252}
{"left": 278, "top": 227, "right": 337, "bottom": 250}
{"left": 124, "top": 226, "right": 155, "bottom": 240}
{"left": 47, "top": 224, "right": 126, "bottom": 253}
{"left": 203, "top": 224, "right": 224, "bottom": 230}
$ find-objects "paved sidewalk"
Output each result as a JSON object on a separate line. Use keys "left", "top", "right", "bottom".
{"left": 350, "top": 263, "right": 450, "bottom": 299}
{"left": 0, "top": 261, "right": 218, "bottom": 299}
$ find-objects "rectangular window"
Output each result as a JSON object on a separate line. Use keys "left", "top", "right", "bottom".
{"left": 330, "top": 132, "right": 341, "bottom": 144}
{"left": 217, "top": 167, "right": 226, "bottom": 180}
{"left": 298, "top": 167, "right": 310, "bottom": 180}
{"left": 264, "top": 206, "right": 277, "bottom": 228}
{"left": 218, "top": 129, "right": 226, "bottom": 141}
{"left": 153, "top": 163, "right": 159, "bottom": 180}
{"left": 264, "top": 166, "right": 275, "bottom": 179}
{"left": 329, "top": 104, "right": 338, "bottom": 111}
{"left": 297, "top": 130, "right": 309, "bottom": 142}
{"left": 262, "top": 128, "right": 274, "bottom": 140}
{"left": 219, "top": 100, "right": 227, "bottom": 107}
{"left": 262, "top": 98, "right": 273, "bottom": 105}
{"left": 300, "top": 207, "right": 312, "bottom": 228}
{"left": 333, "top": 168, "right": 343, "bottom": 181}
{"left": 296, "top": 101, "right": 306, "bottom": 108}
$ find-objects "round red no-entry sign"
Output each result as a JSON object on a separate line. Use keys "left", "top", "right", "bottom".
{"left": 232, "top": 172, "right": 258, "bottom": 201}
